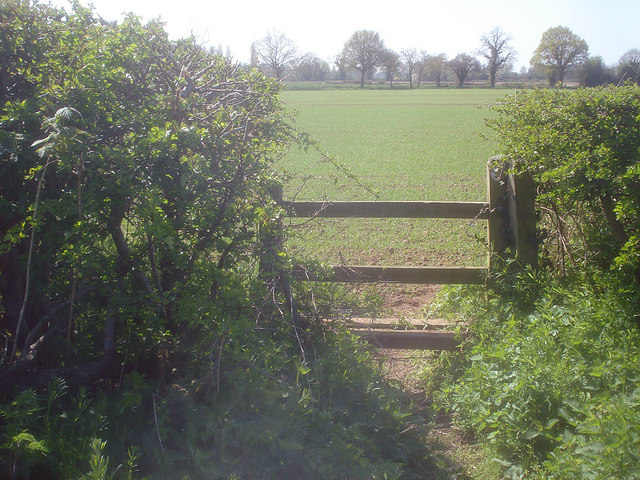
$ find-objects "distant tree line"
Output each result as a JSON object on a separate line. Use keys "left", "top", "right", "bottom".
{"left": 250, "top": 26, "right": 639, "bottom": 88}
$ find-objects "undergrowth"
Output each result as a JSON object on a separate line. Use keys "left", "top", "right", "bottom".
{"left": 418, "top": 268, "right": 640, "bottom": 479}
{"left": 1, "top": 283, "right": 439, "bottom": 479}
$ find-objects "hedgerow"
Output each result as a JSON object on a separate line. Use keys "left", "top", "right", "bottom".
{"left": 0, "top": 2, "right": 438, "bottom": 478}
{"left": 488, "top": 85, "right": 640, "bottom": 282}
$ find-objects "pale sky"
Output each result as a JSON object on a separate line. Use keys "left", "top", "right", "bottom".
{"left": 50, "top": 0, "right": 638, "bottom": 70}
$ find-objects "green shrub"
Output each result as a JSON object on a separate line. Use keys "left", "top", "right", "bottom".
{"left": 0, "top": 3, "right": 440, "bottom": 478}
{"left": 488, "top": 85, "right": 640, "bottom": 282}
{"left": 424, "top": 271, "right": 640, "bottom": 478}
{"left": 0, "top": 378, "right": 112, "bottom": 478}
{"left": 0, "top": 0, "right": 292, "bottom": 387}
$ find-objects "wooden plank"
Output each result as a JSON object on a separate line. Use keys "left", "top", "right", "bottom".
{"left": 487, "top": 160, "right": 512, "bottom": 261}
{"left": 507, "top": 171, "right": 538, "bottom": 268}
{"left": 284, "top": 201, "right": 489, "bottom": 219}
{"left": 351, "top": 329, "right": 464, "bottom": 350}
{"left": 293, "top": 265, "right": 487, "bottom": 284}
{"left": 346, "top": 318, "right": 452, "bottom": 330}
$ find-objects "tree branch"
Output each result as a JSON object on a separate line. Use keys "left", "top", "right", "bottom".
{"left": 600, "top": 193, "right": 628, "bottom": 245}
{"left": 110, "top": 221, "right": 154, "bottom": 296}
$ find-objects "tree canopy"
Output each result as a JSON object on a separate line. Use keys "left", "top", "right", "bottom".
{"left": 531, "top": 25, "right": 589, "bottom": 85}
{"left": 341, "top": 30, "right": 386, "bottom": 88}
{"left": 578, "top": 56, "right": 612, "bottom": 87}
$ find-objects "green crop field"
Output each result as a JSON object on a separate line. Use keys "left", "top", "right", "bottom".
{"left": 278, "top": 88, "right": 509, "bottom": 268}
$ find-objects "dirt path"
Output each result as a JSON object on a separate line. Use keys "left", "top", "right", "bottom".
{"left": 379, "top": 284, "right": 442, "bottom": 318}
{"left": 375, "top": 347, "right": 486, "bottom": 480}
{"left": 371, "top": 288, "right": 484, "bottom": 480}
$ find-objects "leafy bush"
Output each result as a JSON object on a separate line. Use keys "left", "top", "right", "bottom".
{"left": 488, "top": 85, "right": 640, "bottom": 282}
{"left": 423, "top": 271, "right": 640, "bottom": 478}
{"left": 0, "top": 3, "right": 442, "bottom": 478}
{"left": 0, "top": 0, "right": 290, "bottom": 388}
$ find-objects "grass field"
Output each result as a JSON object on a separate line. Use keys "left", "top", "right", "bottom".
{"left": 278, "top": 88, "right": 509, "bottom": 269}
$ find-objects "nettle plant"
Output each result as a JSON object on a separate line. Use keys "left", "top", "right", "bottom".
{"left": 487, "top": 85, "right": 640, "bottom": 281}
{"left": 0, "top": 2, "right": 291, "bottom": 389}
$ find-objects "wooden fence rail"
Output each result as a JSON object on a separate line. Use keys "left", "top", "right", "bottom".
{"left": 286, "top": 201, "right": 489, "bottom": 220}
{"left": 292, "top": 265, "right": 487, "bottom": 284}
{"left": 264, "top": 157, "right": 537, "bottom": 349}
{"left": 276, "top": 193, "right": 494, "bottom": 286}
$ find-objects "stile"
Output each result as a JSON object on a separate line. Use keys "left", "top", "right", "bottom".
{"left": 263, "top": 158, "right": 538, "bottom": 349}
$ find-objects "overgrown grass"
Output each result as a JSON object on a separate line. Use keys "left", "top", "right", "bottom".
{"left": 279, "top": 89, "right": 506, "bottom": 267}
{"left": 418, "top": 269, "right": 640, "bottom": 479}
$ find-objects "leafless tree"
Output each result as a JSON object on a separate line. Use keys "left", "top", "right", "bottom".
{"left": 478, "top": 27, "right": 516, "bottom": 87}
{"left": 618, "top": 48, "right": 640, "bottom": 83}
{"left": 414, "top": 51, "right": 429, "bottom": 87}
{"left": 294, "top": 53, "right": 330, "bottom": 81}
{"left": 620, "top": 48, "right": 640, "bottom": 66}
{"left": 334, "top": 52, "right": 347, "bottom": 80}
{"left": 250, "top": 41, "right": 259, "bottom": 68}
{"left": 254, "top": 30, "right": 298, "bottom": 80}
{"left": 381, "top": 49, "right": 402, "bottom": 87}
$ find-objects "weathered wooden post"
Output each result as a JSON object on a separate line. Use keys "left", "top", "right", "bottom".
{"left": 259, "top": 183, "right": 284, "bottom": 277}
{"left": 261, "top": 183, "right": 307, "bottom": 332}
{"left": 507, "top": 169, "right": 537, "bottom": 268}
{"left": 487, "top": 157, "right": 512, "bottom": 274}
{"left": 487, "top": 156, "right": 537, "bottom": 276}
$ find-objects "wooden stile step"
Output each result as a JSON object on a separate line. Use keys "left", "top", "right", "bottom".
{"left": 343, "top": 317, "right": 467, "bottom": 350}
{"left": 351, "top": 329, "right": 465, "bottom": 350}
{"left": 346, "top": 317, "right": 454, "bottom": 330}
